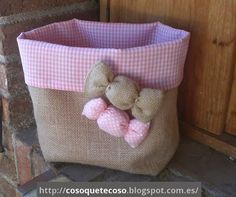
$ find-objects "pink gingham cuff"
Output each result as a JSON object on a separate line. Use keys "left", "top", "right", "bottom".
{"left": 17, "top": 19, "right": 190, "bottom": 91}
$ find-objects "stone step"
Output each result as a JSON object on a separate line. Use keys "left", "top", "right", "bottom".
{"left": 17, "top": 137, "right": 236, "bottom": 197}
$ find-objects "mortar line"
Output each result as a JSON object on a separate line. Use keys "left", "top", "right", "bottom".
{"left": 0, "top": 54, "right": 21, "bottom": 64}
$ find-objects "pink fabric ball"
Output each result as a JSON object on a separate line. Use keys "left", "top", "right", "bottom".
{"left": 97, "top": 106, "right": 129, "bottom": 137}
{"left": 82, "top": 98, "right": 107, "bottom": 120}
{"left": 124, "top": 119, "right": 150, "bottom": 148}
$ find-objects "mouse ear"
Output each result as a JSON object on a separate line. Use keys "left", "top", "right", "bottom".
{"left": 85, "top": 61, "right": 114, "bottom": 98}
{"left": 132, "top": 88, "right": 164, "bottom": 123}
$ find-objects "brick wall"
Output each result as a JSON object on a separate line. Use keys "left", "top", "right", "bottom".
{"left": 0, "top": 1, "right": 98, "bottom": 196}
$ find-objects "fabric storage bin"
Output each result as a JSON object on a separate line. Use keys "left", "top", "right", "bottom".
{"left": 17, "top": 19, "right": 190, "bottom": 176}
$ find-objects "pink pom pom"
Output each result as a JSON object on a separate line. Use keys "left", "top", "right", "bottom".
{"left": 82, "top": 98, "right": 151, "bottom": 148}
{"left": 97, "top": 106, "right": 129, "bottom": 137}
{"left": 82, "top": 98, "right": 107, "bottom": 120}
{"left": 124, "top": 119, "right": 150, "bottom": 148}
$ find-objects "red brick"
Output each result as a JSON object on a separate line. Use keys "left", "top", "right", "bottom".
{"left": 14, "top": 128, "right": 48, "bottom": 185}
{"left": 0, "top": 7, "right": 98, "bottom": 55}
{"left": 0, "top": 63, "right": 26, "bottom": 97}
{"left": 2, "top": 125, "right": 15, "bottom": 159}
{"left": 0, "top": 176, "right": 16, "bottom": 197}
{"left": 0, "top": 155, "right": 17, "bottom": 183}
{"left": 2, "top": 97, "right": 10, "bottom": 124}
{"left": 2, "top": 95, "right": 34, "bottom": 132}
{"left": 0, "top": 0, "right": 86, "bottom": 16}
{"left": 31, "top": 148, "right": 49, "bottom": 177}
{"left": 0, "top": 63, "right": 35, "bottom": 132}
{"left": 14, "top": 137, "right": 33, "bottom": 185}
{"left": 5, "top": 63, "right": 28, "bottom": 98}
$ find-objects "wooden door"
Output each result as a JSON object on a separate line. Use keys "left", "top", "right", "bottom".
{"left": 100, "top": 0, "right": 236, "bottom": 157}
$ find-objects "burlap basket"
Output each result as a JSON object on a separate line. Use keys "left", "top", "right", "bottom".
{"left": 17, "top": 19, "right": 190, "bottom": 176}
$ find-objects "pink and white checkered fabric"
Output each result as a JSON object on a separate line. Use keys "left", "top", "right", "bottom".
{"left": 82, "top": 98, "right": 150, "bottom": 148}
{"left": 17, "top": 19, "right": 190, "bottom": 91}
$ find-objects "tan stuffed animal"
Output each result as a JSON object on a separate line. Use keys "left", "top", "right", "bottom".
{"left": 85, "top": 62, "right": 164, "bottom": 123}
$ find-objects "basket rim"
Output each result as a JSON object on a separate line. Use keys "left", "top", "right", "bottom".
{"left": 16, "top": 19, "right": 191, "bottom": 92}
{"left": 17, "top": 19, "right": 190, "bottom": 51}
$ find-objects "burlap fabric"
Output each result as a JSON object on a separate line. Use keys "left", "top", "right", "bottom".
{"left": 29, "top": 87, "right": 179, "bottom": 176}
{"left": 85, "top": 62, "right": 164, "bottom": 123}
